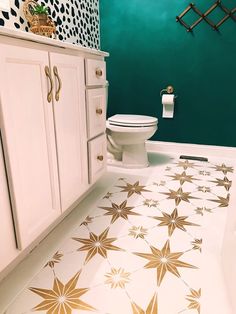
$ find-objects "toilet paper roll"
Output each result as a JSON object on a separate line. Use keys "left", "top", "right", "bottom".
{"left": 162, "top": 94, "right": 175, "bottom": 105}
{"left": 162, "top": 94, "right": 175, "bottom": 118}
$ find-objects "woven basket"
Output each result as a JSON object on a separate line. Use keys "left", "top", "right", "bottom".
{"left": 30, "top": 25, "right": 56, "bottom": 38}
{"left": 24, "top": 0, "right": 56, "bottom": 39}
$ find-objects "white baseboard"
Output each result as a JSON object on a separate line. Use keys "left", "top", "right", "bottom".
{"left": 146, "top": 140, "right": 236, "bottom": 160}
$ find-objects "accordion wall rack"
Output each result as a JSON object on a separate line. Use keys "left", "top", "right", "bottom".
{"left": 176, "top": 1, "right": 236, "bottom": 32}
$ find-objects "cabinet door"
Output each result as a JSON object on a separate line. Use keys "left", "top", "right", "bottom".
{"left": 50, "top": 53, "right": 88, "bottom": 211}
{"left": 0, "top": 44, "right": 61, "bottom": 249}
{"left": 0, "top": 132, "right": 19, "bottom": 272}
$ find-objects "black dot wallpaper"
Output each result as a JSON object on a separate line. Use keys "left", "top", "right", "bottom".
{"left": 0, "top": 0, "right": 100, "bottom": 49}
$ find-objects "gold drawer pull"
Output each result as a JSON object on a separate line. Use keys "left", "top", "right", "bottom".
{"left": 97, "top": 155, "right": 104, "bottom": 161}
{"left": 96, "top": 108, "right": 103, "bottom": 115}
{"left": 53, "top": 66, "right": 62, "bottom": 102}
{"left": 45, "top": 66, "right": 53, "bottom": 103}
{"left": 96, "top": 68, "right": 103, "bottom": 77}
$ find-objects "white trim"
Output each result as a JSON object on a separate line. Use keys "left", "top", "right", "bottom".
{"left": 146, "top": 140, "right": 236, "bottom": 159}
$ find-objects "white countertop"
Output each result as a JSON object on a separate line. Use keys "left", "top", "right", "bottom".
{"left": 0, "top": 27, "right": 109, "bottom": 57}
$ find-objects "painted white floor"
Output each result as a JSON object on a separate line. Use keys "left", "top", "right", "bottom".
{"left": 0, "top": 150, "right": 235, "bottom": 314}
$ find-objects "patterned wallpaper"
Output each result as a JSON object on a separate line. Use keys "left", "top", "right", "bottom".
{"left": 0, "top": 0, "right": 100, "bottom": 49}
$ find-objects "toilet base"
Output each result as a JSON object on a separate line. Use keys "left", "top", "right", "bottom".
{"left": 108, "top": 143, "right": 149, "bottom": 169}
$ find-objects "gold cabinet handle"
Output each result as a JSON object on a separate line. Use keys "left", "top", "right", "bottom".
{"left": 95, "top": 68, "right": 103, "bottom": 77}
{"left": 45, "top": 66, "right": 53, "bottom": 103}
{"left": 96, "top": 108, "right": 103, "bottom": 115}
{"left": 53, "top": 66, "right": 62, "bottom": 101}
{"left": 97, "top": 155, "right": 104, "bottom": 161}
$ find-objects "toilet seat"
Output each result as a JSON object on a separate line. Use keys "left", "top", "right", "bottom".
{"left": 108, "top": 114, "right": 158, "bottom": 127}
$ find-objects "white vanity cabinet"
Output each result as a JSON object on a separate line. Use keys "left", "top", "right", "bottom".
{"left": 0, "top": 32, "right": 108, "bottom": 277}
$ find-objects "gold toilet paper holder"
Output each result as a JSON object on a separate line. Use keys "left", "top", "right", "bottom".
{"left": 160, "top": 85, "right": 174, "bottom": 96}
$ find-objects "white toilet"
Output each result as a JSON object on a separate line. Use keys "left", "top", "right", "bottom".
{"left": 106, "top": 114, "right": 158, "bottom": 168}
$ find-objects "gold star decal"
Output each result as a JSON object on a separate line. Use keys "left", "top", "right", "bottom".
{"left": 134, "top": 240, "right": 197, "bottom": 286}
{"left": 131, "top": 293, "right": 158, "bottom": 314}
{"left": 72, "top": 228, "right": 123, "bottom": 263}
{"left": 103, "top": 192, "right": 113, "bottom": 199}
{"left": 186, "top": 288, "right": 201, "bottom": 314}
{"left": 195, "top": 207, "right": 212, "bottom": 216}
{"left": 117, "top": 181, "right": 150, "bottom": 198}
{"left": 80, "top": 216, "right": 93, "bottom": 226}
{"left": 161, "top": 187, "right": 198, "bottom": 206}
{"left": 210, "top": 177, "right": 232, "bottom": 191}
{"left": 99, "top": 200, "right": 140, "bottom": 223}
{"left": 44, "top": 251, "right": 63, "bottom": 269}
{"left": 191, "top": 239, "right": 202, "bottom": 253}
{"left": 208, "top": 194, "right": 230, "bottom": 207}
{"left": 168, "top": 171, "right": 197, "bottom": 185}
{"left": 152, "top": 208, "right": 199, "bottom": 236}
{"left": 199, "top": 170, "right": 211, "bottom": 176}
{"left": 105, "top": 268, "right": 131, "bottom": 289}
{"left": 29, "top": 271, "right": 95, "bottom": 313}
{"left": 153, "top": 181, "right": 166, "bottom": 186}
{"left": 198, "top": 186, "right": 211, "bottom": 193}
{"left": 129, "top": 226, "right": 148, "bottom": 239}
{"left": 143, "top": 199, "right": 159, "bottom": 208}
{"left": 212, "top": 163, "right": 233, "bottom": 175}
{"left": 176, "top": 160, "right": 197, "bottom": 170}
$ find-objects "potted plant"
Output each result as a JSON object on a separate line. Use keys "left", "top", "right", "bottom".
{"left": 33, "top": 4, "right": 48, "bottom": 26}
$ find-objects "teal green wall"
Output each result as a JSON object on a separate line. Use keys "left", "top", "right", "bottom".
{"left": 100, "top": 0, "right": 236, "bottom": 147}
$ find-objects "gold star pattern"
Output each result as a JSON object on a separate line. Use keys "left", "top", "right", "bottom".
{"left": 44, "top": 251, "right": 63, "bottom": 269}
{"left": 117, "top": 181, "right": 150, "bottom": 198}
{"left": 131, "top": 293, "right": 158, "bottom": 314}
{"left": 199, "top": 170, "right": 211, "bottom": 176}
{"left": 134, "top": 240, "right": 197, "bottom": 286}
{"left": 195, "top": 207, "right": 212, "bottom": 216}
{"left": 103, "top": 192, "right": 113, "bottom": 199}
{"left": 186, "top": 288, "right": 201, "bottom": 314}
{"left": 118, "top": 177, "right": 126, "bottom": 181}
{"left": 210, "top": 177, "right": 232, "bottom": 191}
{"left": 72, "top": 228, "right": 123, "bottom": 264}
{"left": 167, "top": 171, "right": 197, "bottom": 185}
{"left": 153, "top": 181, "right": 166, "bottom": 186}
{"left": 208, "top": 194, "right": 230, "bottom": 207}
{"left": 129, "top": 226, "right": 148, "bottom": 239}
{"left": 143, "top": 199, "right": 159, "bottom": 208}
{"left": 105, "top": 268, "right": 131, "bottom": 289}
{"left": 198, "top": 186, "right": 211, "bottom": 193}
{"left": 29, "top": 271, "right": 95, "bottom": 313}
{"left": 99, "top": 200, "right": 140, "bottom": 223}
{"left": 80, "top": 216, "right": 93, "bottom": 226}
{"left": 161, "top": 187, "right": 198, "bottom": 206}
{"left": 152, "top": 208, "right": 199, "bottom": 236}
{"left": 212, "top": 163, "right": 233, "bottom": 175}
{"left": 176, "top": 160, "right": 197, "bottom": 170}
{"left": 191, "top": 239, "right": 202, "bottom": 253}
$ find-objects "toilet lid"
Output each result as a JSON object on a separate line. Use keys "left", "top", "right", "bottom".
{"left": 108, "top": 115, "right": 158, "bottom": 127}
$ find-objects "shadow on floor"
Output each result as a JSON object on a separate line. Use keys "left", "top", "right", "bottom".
{"left": 148, "top": 152, "right": 173, "bottom": 166}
